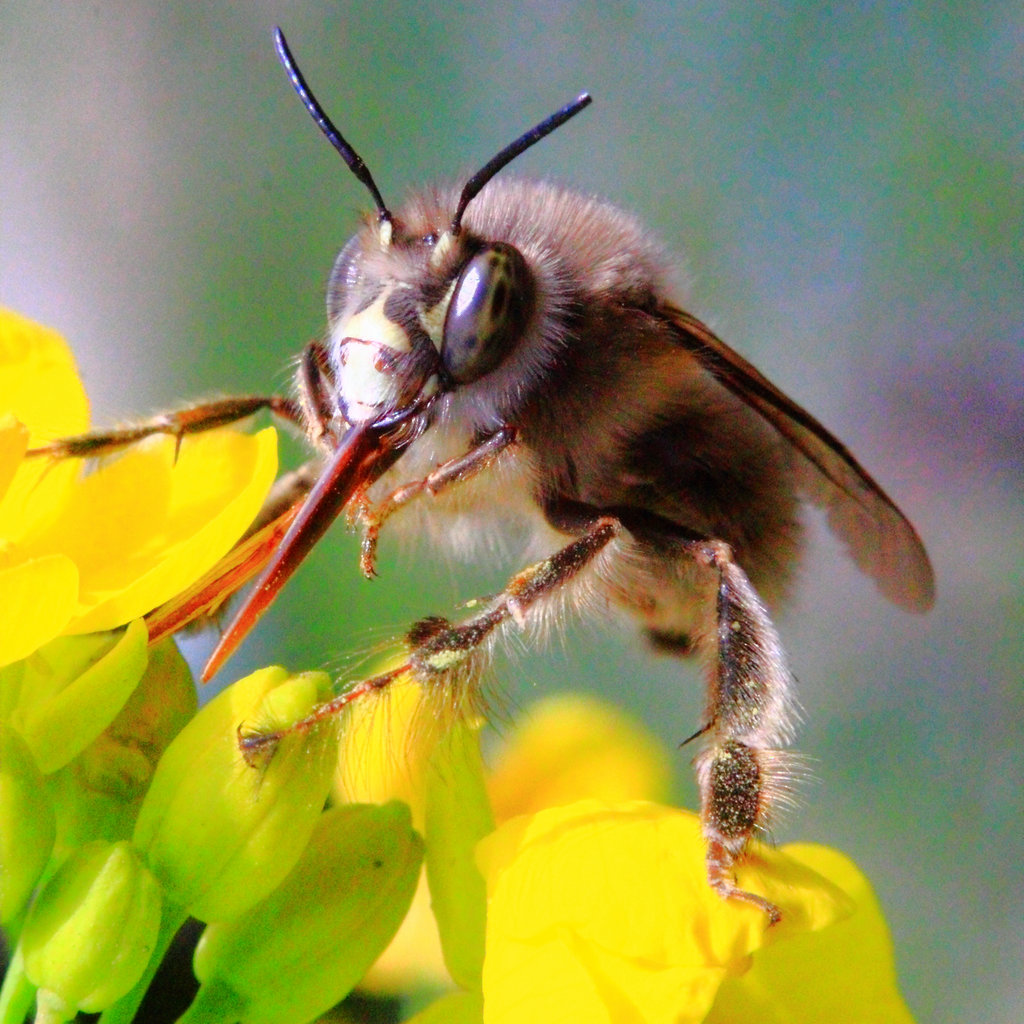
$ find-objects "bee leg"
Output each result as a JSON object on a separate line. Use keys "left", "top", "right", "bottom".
{"left": 547, "top": 500, "right": 794, "bottom": 922}
{"left": 238, "top": 514, "right": 618, "bottom": 758}
{"left": 295, "top": 339, "right": 342, "bottom": 449}
{"left": 354, "top": 425, "right": 517, "bottom": 577}
{"left": 25, "top": 395, "right": 302, "bottom": 460}
{"left": 687, "top": 538, "right": 795, "bottom": 924}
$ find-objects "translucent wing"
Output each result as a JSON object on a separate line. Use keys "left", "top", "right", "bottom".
{"left": 659, "top": 303, "right": 934, "bottom": 612}
{"left": 145, "top": 498, "right": 303, "bottom": 647}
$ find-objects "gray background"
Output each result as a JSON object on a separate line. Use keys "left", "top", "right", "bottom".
{"left": 3, "top": 3, "right": 1021, "bottom": 1021}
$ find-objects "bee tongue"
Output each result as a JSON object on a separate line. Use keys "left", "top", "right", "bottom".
{"left": 201, "top": 423, "right": 398, "bottom": 681}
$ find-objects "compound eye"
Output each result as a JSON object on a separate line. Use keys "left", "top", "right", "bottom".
{"left": 442, "top": 243, "right": 534, "bottom": 384}
{"left": 326, "top": 234, "right": 363, "bottom": 326}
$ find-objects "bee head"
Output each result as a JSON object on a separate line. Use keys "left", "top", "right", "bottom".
{"left": 275, "top": 27, "right": 588, "bottom": 431}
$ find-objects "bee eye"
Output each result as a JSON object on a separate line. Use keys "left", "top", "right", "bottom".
{"left": 442, "top": 243, "right": 534, "bottom": 383}
{"left": 326, "top": 234, "right": 364, "bottom": 325}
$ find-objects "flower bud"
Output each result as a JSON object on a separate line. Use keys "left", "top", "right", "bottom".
{"left": 7, "top": 619, "right": 148, "bottom": 774}
{"left": 43, "top": 636, "right": 198, "bottom": 854}
{"left": 0, "top": 724, "right": 55, "bottom": 923}
{"left": 186, "top": 801, "right": 423, "bottom": 1024}
{"left": 132, "top": 666, "right": 338, "bottom": 922}
{"left": 403, "top": 990, "right": 484, "bottom": 1024}
{"left": 20, "top": 840, "right": 161, "bottom": 1018}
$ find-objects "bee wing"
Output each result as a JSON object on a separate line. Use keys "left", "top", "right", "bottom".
{"left": 144, "top": 498, "right": 304, "bottom": 648}
{"left": 659, "top": 303, "right": 935, "bottom": 612}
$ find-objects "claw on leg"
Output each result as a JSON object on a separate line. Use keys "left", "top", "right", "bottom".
{"left": 696, "top": 741, "right": 782, "bottom": 924}
{"left": 704, "top": 836, "right": 782, "bottom": 925}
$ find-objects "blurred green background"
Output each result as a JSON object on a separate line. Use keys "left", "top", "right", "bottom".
{"left": 2, "top": 2, "right": 1021, "bottom": 1021}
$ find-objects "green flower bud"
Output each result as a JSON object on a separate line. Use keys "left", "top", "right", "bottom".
{"left": 186, "top": 801, "right": 423, "bottom": 1024}
{"left": 0, "top": 724, "right": 55, "bottom": 923}
{"left": 404, "top": 990, "right": 484, "bottom": 1024}
{"left": 43, "top": 637, "right": 197, "bottom": 856}
{"left": 424, "top": 719, "right": 493, "bottom": 991}
{"left": 97, "top": 636, "right": 199, "bottom": 780}
{"left": 20, "top": 840, "right": 161, "bottom": 1019}
{"left": 3, "top": 620, "right": 148, "bottom": 774}
{"left": 133, "top": 666, "right": 338, "bottom": 922}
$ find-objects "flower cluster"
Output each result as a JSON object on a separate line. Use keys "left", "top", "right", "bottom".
{"left": 0, "top": 309, "right": 918, "bottom": 1023}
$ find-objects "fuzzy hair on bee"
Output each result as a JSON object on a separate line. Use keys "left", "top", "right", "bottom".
{"left": 30, "top": 28, "right": 934, "bottom": 923}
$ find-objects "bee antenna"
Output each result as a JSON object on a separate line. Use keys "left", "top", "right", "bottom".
{"left": 450, "top": 92, "right": 592, "bottom": 235}
{"left": 274, "top": 27, "right": 392, "bottom": 225}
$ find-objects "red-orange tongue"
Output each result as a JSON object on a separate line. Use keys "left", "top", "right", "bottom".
{"left": 202, "top": 423, "right": 394, "bottom": 681}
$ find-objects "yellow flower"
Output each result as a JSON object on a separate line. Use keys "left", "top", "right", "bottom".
{"left": 476, "top": 801, "right": 848, "bottom": 1024}
{"left": 338, "top": 687, "right": 917, "bottom": 1023}
{"left": 0, "top": 307, "right": 277, "bottom": 667}
{"left": 348, "top": 689, "right": 677, "bottom": 998}
{"left": 475, "top": 714, "right": 918, "bottom": 1024}
{"left": 704, "top": 844, "right": 918, "bottom": 1024}
{"left": 486, "top": 692, "right": 674, "bottom": 818}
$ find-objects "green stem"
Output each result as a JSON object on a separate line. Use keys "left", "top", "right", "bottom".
{"left": 97, "top": 902, "right": 188, "bottom": 1024}
{"left": 0, "top": 947, "right": 36, "bottom": 1024}
{"left": 1, "top": 907, "right": 26, "bottom": 953}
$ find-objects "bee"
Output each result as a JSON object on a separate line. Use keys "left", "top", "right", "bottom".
{"left": 31, "top": 28, "right": 934, "bottom": 922}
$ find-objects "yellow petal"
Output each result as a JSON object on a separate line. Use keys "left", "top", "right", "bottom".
{"left": 0, "top": 417, "right": 29, "bottom": 504}
{"left": 54, "top": 427, "right": 277, "bottom": 633}
{"left": 705, "top": 843, "right": 918, "bottom": 1024}
{"left": 0, "top": 308, "right": 90, "bottom": 443}
{"left": 0, "top": 555, "right": 79, "bottom": 668}
{"left": 487, "top": 693, "right": 672, "bottom": 819}
{"left": 0, "top": 457, "right": 81, "bottom": 550}
{"left": 0, "top": 310, "right": 90, "bottom": 544}
{"left": 477, "top": 801, "right": 850, "bottom": 1024}
{"left": 24, "top": 437, "right": 174, "bottom": 580}
{"left": 334, "top": 672, "right": 434, "bottom": 820}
